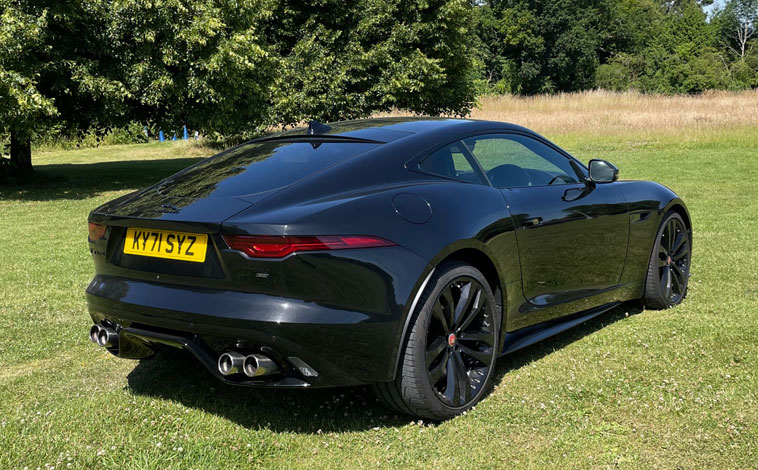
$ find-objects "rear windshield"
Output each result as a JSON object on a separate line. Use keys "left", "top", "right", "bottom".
{"left": 157, "top": 140, "right": 380, "bottom": 199}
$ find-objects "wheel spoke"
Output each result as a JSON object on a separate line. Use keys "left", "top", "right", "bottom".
{"left": 452, "top": 282, "right": 474, "bottom": 326}
{"left": 671, "top": 231, "right": 685, "bottom": 254}
{"left": 441, "top": 287, "right": 456, "bottom": 332}
{"left": 431, "top": 303, "right": 450, "bottom": 333}
{"left": 659, "top": 242, "right": 668, "bottom": 257}
{"left": 428, "top": 350, "right": 447, "bottom": 384}
{"left": 671, "top": 262, "right": 685, "bottom": 278}
{"left": 671, "top": 269, "right": 684, "bottom": 294}
{"left": 660, "top": 266, "right": 672, "bottom": 299}
{"left": 457, "top": 289, "right": 483, "bottom": 332}
{"left": 666, "top": 222, "right": 675, "bottom": 252}
{"left": 671, "top": 264, "right": 686, "bottom": 293}
{"left": 452, "top": 350, "right": 471, "bottom": 405}
{"left": 457, "top": 330, "right": 494, "bottom": 346}
{"left": 672, "top": 243, "right": 689, "bottom": 261}
{"left": 425, "top": 336, "right": 446, "bottom": 367}
{"left": 458, "top": 344, "right": 492, "bottom": 366}
{"left": 443, "top": 354, "right": 457, "bottom": 405}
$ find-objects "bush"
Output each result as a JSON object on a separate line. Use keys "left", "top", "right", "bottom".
{"left": 730, "top": 49, "right": 758, "bottom": 89}
{"left": 32, "top": 122, "right": 150, "bottom": 151}
{"left": 101, "top": 122, "right": 149, "bottom": 145}
{"left": 596, "top": 62, "right": 631, "bottom": 92}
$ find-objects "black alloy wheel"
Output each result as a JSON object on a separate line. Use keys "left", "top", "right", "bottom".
{"left": 425, "top": 277, "right": 496, "bottom": 406}
{"left": 644, "top": 212, "right": 691, "bottom": 309}
{"left": 373, "top": 261, "right": 499, "bottom": 420}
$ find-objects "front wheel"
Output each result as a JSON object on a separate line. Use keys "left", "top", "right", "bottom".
{"left": 373, "top": 261, "right": 500, "bottom": 420}
{"left": 643, "top": 211, "right": 691, "bottom": 309}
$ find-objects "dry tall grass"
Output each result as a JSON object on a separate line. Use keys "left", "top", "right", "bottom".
{"left": 379, "top": 90, "right": 758, "bottom": 140}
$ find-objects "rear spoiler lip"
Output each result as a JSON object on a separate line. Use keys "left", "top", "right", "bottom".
{"left": 253, "top": 135, "right": 386, "bottom": 145}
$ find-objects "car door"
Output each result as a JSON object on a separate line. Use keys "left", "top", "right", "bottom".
{"left": 462, "top": 133, "right": 629, "bottom": 327}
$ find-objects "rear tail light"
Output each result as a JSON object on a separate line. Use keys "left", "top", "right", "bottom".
{"left": 222, "top": 235, "right": 396, "bottom": 258}
{"left": 88, "top": 222, "right": 107, "bottom": 242}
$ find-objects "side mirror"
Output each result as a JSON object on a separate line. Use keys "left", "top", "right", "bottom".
{"left": 588, "top": 159, "right": 618, "bottom": 183}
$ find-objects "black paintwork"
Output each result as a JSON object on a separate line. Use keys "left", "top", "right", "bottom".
{"left": 87, "top": 118, "right": 691, "bottom": 387}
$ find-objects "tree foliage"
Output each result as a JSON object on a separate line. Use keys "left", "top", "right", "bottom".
{"left": 1, "top": 0, "right": 757, "bottom": 175}
{"left": 1, "top": 0, "right": 476, "bottom": 173}
{"left": 475, "top": 0, "right": 622, "bottom": 94}
{"left": 0, "top": 6, "right": 55, "bottom": 140}
{"left": 1, "top": 0, "right": 127, "bottom": 173}
{"left": 106, "top": 0, "right": 277, "bottom": 136}
{"left": 476, "top": 0, "right": 758, "bottom": 95}
{"left": 268, "top": 0, "right": 476, "bottom": 125}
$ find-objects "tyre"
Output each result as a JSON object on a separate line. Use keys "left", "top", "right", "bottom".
{"left": 643, "top": 211, "right": 691, "bottom": 309}
{"left": 374, "top": 261, "right": 500, "bottom": 420}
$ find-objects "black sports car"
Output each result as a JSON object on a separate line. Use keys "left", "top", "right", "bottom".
{"left": 86, "top": 118, "right": 691, "bottom": 420}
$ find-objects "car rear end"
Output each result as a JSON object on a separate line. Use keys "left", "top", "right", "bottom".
{"left": 85, "top": 135, "right": 431, "bottom": 388}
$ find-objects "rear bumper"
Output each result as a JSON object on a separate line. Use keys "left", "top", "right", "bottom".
{"left": 105, "top": 326, "right": 313, "bottom": 387}
{"left": 86, "top": 262, "right": 427, "bottom": 387}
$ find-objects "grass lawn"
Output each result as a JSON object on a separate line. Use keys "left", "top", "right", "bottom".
{"left": 1, "top": 110, "right": 757, "bottom": 468}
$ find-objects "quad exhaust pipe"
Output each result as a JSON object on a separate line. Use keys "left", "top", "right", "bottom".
{"left": 90, "top": 324, "right": 119, "bottom": 349}
{"left": 89, "top": 323, "right": 279, "bottom": 379}
{"left": 218, "top": 351, "right": 279, "bottom": 377}
{"left": 243, "top": 353, "right": 279, "bottom": 377}
{"left": 218, "top": 351, "right": 245, "bottom": 375}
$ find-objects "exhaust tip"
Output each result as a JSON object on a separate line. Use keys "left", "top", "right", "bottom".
{"left": 89, "top": 324, "right": 102, "bottom": 344}
{"left": 218, "top": 351, "right": 245, "bottom": 376}
{"left": 243, "top": 353, "right": 279, "bottom": 377}
{"left": 96, "top": 326, "right": 118, "bottom": 348}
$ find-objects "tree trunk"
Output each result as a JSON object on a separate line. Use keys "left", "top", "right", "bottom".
{"left": 10, "top": 131, "right": 33, "bottom": 175}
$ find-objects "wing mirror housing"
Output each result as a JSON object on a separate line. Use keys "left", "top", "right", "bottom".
{"left": 588, "top": 159, "right": 619, "bottom": 183}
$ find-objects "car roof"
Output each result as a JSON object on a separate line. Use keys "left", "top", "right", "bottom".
{"left": 228, "top": 117, "right": 548, "bottom": 205}
{"left": 273, "top": 117, "right": 533, "bottom": 144}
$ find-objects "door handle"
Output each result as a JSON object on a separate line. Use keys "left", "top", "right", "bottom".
{"left": 521, "top": 217, "right": 543, "bottom": 227}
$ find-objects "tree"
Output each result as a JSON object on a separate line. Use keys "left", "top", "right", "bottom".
{"left": 0, "top": 5, "right": 55, "bottom": 174}
{"left": 266, "top": 0, "right": 477, "bottom": 125}
{"left": 475, "top": 0, "right": 623, "bottom": 94}
{"left": 2, "top": 0, "right": 479, "bottom": 177}
{"left": 106, "top": 0, "right": 476, "bottom": 134}
{"left": 1, "top": 0, "right": 127, "bottom": 175}
{"left": 106, "top": 0, "right": 277, "bottom": 138}
{"left": 718, "top": 0, "right": 758, "bottom": 62}
{"left": 597, "top": 0, "right": 732, "bottom": 93}
{"left": 660, "top": 0, "right": 714, "bottom": 13}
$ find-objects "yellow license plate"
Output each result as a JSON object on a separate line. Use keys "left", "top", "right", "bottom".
{"left": 124, "top": 228, "right": 208, "bottom": 263}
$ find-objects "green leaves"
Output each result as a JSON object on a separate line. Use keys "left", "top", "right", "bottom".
{"left": 268, "top": 0, "right": 476, "bottom": 125}
{"left": 0, "top": 5, "right": 56, "bottom": 138}
{"left": 475, "top": 0, "right": 620, "bottom": 94}
{"left": 0, "top": 0, "right": 477, "bottom": 173}
{"left": 478, "top": 0, "right": 758, "bottom": 95}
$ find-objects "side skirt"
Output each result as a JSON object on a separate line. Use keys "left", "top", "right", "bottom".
{"left": 501, "top": 302, "right": 620, "bottom": 356}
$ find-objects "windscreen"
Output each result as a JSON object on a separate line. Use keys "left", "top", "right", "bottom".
{"left": 157, "top": 140, "right": 380, "bottom": 199}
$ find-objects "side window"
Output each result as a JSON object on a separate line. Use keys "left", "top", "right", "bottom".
{"left": 419, "top": 142, "right": 486, "bottom": 184}
{"left": 462, "top": 134, "right": 580, "bottom": 188}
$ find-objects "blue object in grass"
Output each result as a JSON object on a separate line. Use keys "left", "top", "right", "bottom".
{"left": 183, "top": 125, "right": 188, "bottom": 141}
{"left": 159, "top": 130, "right": 165, "bottom": 142}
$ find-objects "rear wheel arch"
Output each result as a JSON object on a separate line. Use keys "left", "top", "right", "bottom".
{"left": 391, "top": 245, "right": 507, "bottom": 381}
{"left": 377, "top": 259, "right": 501, "bottom": 419}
